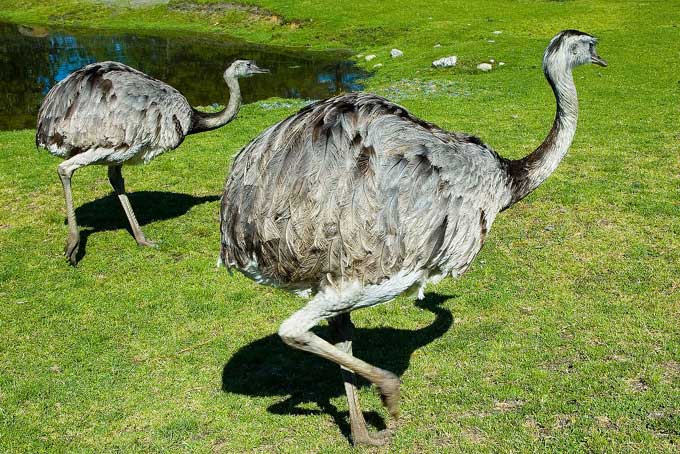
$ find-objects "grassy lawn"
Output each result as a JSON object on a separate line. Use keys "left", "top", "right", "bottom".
{"left": 1, "top": 0, "right": 679, "bottom": 452}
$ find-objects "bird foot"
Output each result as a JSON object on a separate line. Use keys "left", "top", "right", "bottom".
{"left": 352, "top": 428, "right": 392, "bottom": 447}
{"left": 135, "top": 237, "right": 157, "bottom": 248}
{"left": 377, "top": 373, "right": 401, "bottom": 419}
{"left": 64, "top": 233, "right": 80, "bottom": 266}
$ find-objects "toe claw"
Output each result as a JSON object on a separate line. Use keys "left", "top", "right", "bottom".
{"left": 64, "top": 235, "right": 80, "bottom": 266}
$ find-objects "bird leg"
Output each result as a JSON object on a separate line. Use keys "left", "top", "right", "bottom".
{"left": 107, "top": 165, "right": 156, "bottom": 247}
{"left": 279, "top": 301, "right": 400, "bottom": 434}
{"left": 57, "top": 161, "right": 81, "bottom": 266}
{"left": 329, "top": 313, "right": 392, "bottom": 446}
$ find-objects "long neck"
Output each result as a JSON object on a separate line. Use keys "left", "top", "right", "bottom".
{"left": 506, "top": 62, "right": 578, "bottom": 206}
{"left": 189, "top": 76, "right": 241, "bottom": 134}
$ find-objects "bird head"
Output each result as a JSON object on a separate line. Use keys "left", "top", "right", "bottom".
{"left": 225, "top": 60, "right": 270, "bottom": 80}
{"left": 543, "top": 30, "right": 607, "bottom": 75}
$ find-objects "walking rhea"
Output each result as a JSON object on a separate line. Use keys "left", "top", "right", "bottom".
{"left": 220, "top": 31, "right": 606, "bottom": 445}
{"left": 37, "top": 60, "right": 269, "bottom": 265}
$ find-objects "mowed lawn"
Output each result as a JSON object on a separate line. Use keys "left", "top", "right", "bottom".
{"left": 0, "top": 1, "right": 679, "bottom": 452}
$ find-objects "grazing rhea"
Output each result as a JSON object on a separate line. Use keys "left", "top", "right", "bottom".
{"left": 220, "top": 31, "right": 606, "bottom": 445}
{"left": 37, "top": 59, "right": 269, "bottom": 265}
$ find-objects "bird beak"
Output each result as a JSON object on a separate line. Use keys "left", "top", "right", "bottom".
{"left": 591, "top": 53, "right": 608, "bottom": 67}
{"left": 251, "top": 64, "right": 270, "bottom": 74}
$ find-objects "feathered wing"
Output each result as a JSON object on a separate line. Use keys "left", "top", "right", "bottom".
{"left": 36, "top": 61, "right": 193, "bottom": 162}
{"left": 221, "top": 93, "right": 512, "bottom": 288}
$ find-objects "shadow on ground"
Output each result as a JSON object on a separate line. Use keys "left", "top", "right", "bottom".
{"left": 221, "top": 293, "right": 455, "bottom": 442}
{"left": 69, "top": 191, "right": 219, "bottom": 262}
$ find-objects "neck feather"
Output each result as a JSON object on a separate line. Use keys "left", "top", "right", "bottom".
{"left": 506, "top": 63, "right": 578, "bottom": 206}
{"left": 189, "top": 76, "right": 242, "bottom": 134}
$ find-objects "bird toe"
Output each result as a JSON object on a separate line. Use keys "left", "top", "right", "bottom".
{"left": 136, "top": 238, "right": 158, "bottom": 248}
{"left": 64, "top": 235, "right": 80, "bottom": 266}
{"left": 353, "top": 428, "right": 392, "bottom": 446}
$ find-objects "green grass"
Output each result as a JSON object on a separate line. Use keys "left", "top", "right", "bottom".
{"left": 1, "top": 0, "right": 679, "bottom": 452}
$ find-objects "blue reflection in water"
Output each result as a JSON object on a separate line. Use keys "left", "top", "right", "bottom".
{"left": 344, "top": 73, "right": 365, "bottom": 92}
{"left": 38, "top": 34, "right": 96, "bottom": 94}
{"left": 317, "top": 64, "right": 366, "bottom": 93}
{"left": 1, "top": 21, "right": 369, "bottom": 130}
{"left": 38, "top": 34, "right": 134, "bottom": 94}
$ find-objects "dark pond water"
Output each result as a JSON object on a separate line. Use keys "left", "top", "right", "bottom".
{"left": 0, "top": 22, "right": 369, "bottom": 130}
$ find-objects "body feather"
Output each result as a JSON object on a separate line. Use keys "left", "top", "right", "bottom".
{"left": 36, "top": 61, "right": 193, "bottom": 164}
{"left": 221, "top": 92, "right": 514, "bottom": 291}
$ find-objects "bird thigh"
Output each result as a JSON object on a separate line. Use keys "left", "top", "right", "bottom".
{"left": 57, "top": 148, "right": 110, "bottom": 178}
{"left": 279, "top": 269, "right": 423, "bottom": 342}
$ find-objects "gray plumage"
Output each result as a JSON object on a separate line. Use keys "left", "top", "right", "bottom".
{"left": 221, "top": 92, "right": 508, "bottom": 288}
{"left": 37, "top": 61, "right": 193, "bottom": 163}
{"left": 219, "top": 30, "right": 606, "bottom": 446}
{"left": 37, "top": 59, "right": 268, "bottom": 265}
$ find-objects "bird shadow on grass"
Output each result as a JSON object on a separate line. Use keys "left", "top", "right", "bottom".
{"left": 221, "top": 293, "right": 455, "bottom": 443}
{"left": 70, "top": 191, "right": 220, "bottom": 263}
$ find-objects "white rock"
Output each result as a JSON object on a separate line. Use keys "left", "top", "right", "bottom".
{"left": 365, "top": 54, "right": 376, "bottom": 61}
{"left": 390, "top": 48, "right": 404, "bottom": 58}
{"left": 499, "top": 61, "right": 505, "bottom": 66}
{"left": 477, "top": 63, "right": 493, "bottom": 71}
{"left": 434, "top": 43, "right": 441, "bottom": 48}
{"left": 373, "top": 63, "right": 383, "bottom": 68}
{"left": 432, "top": 56, "right": 458, "bottom": 68}
{"left": 490, "top": 59, "right": 495, "bottom": 63}
{"left": 493, "top": 30, "right": 502, "bottom": 35}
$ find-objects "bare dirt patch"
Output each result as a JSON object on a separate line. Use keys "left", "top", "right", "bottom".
{"left": 493, "top": 399, "right": 524, "bottom": 412}
{"left": 605, "top": 353, "right": 628, "bottom": 362}
{"left": 524, "top": 417, "right": 550, "bottom": 439}
{"left": 627, "top": 377, "right": 650, "bottom": 392}
{"left": 661, "top": 359, "right": 680, "bottom": 382}
{"left": 461, "top": 427, "right": 485, "bottom": 444}
{"left": 169, "top": 2, "right": 303, "bottom": 27}
{"left": 595, "top": 415, "right": 617, "bottom": 429}
{"left": 433, "top": 432, "right": 454, "bottom": 447}
{"left": 553, "top": 414, "right": 575, "bottom": 430}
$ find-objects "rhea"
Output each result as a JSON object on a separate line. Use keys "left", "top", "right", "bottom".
{"left": 37, "top": 59, "right": 269, "bottom": 265}
{"left": 220, "top": 31, "right": 606, "bottom": 445}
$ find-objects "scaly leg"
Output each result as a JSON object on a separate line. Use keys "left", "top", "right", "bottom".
{"left": 57, "top": 150, "right": 104, "bottom": 265}
{"left": 329, "top": 313, "right": 392, "bottom": 446}
{"left": 57, "top": 163, "right": 79, "bottom": 265}
{"left": 278, "top": 300, "right": 400, "bottom": 421}
{"left": 277, "top": 274, "right": 426, "bottom": 445}
{"left": 107, "top": 165, "right": 155, "bottom": 247}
